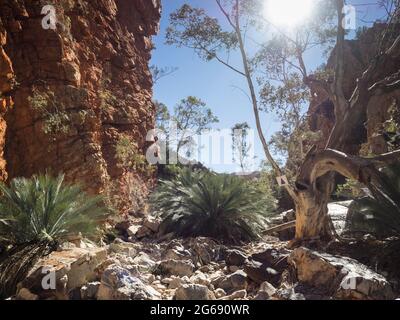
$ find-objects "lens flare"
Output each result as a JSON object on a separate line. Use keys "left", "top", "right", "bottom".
{"left": 264, "top": 0, "right": 314, "bottom": 27}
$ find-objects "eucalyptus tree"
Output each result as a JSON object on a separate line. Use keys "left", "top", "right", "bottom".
{"left": 231, "top": 122, "right": 252, "bottom": 172}
{"left": 166, "top": 0, "right": 295, "bottom": 194}
{"left": 260, "top": 0, "right": 400, "bottom": 241}
{"left": 166, "top": 0, "right": 400, "bottom": 243}
{"left": 155, "top": 96, "right": 218, "bottom": 160}
{"left": 150, "top": 65, "right": 178, "bottom": 84}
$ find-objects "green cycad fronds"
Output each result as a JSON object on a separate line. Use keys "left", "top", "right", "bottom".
{"left": 346, "top": 162, "right": 400, "bottom": 237}
{"left": 151, "top": 169, "right": 271, "bottom": 244}
{"left": 0, "top": 173, "right": 107, "bottom": 246}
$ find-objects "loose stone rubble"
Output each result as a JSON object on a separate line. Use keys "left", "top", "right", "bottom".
{"left": 14, "top": 226, "right": 398, "bottom": 300}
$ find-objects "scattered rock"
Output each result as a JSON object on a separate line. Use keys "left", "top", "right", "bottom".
{"left": 275, "top": 287, "right": 306, "bottom": 300}
{"left": 257, "top": 281, "right": 277, "bottom": 298}
{"left": 289, "top": 247, "right": 395, "bottom": 300}
{"left": 174, "top": 284, "right": 216, "bottom": 300}
{"left": 168, "top": 277, "right": 187, "bottom": 290}
{"left": 17, "top": 247, "right": 107, "bottom": 300}
{"left": 189, "top": 238, "right": 221, "bottom": 265}
{"left": 80, "top": 282, "right": 100, "bottom": 300}
{"left": 127, "top": 225, "right": 141, "bottom": 237}
{"left": 161, "top": 277, "right": 172, "bottom": 285}
{"left": 210, "top": 271, "right": 228, "bottom": 288}
{"left": 156, "top": 259, "right": 195, "bottom": 277}
{"left": 16, "top": 288, "right": 39, "bottom": 301}
{"left": 14, "top": 231, "right": 399, "bottom": 301}
{"left": 164, "top": 248, "right": 191, "bottom": 260}
{"left": 143, "top": 216, "right": 160, "bottom": 233}
{"left": 229, "top": 270, "right": 248, "bottom": 289}
{"left": 109, "top": 240, "right": 137, "bottom": 257}
{"left": 250, "top": 248, "right": 290, "bottom": 272}
{"left": 219, "top": 289, "right": 247, "bottom": 300}
{"left": 229, "top": 265, "right": 240, "bottom": 273}
{"left": 225, "top": 249, "right": 247, "bottom": 266}
{"left": 153, "top": 283, "right": 167, "bottom": 291}
{"left": 146, "top": 274, "right": 156, "bottom": 284}
{"left": 190, "top": 272, "right": 211, "bottom": 287}
{"left": 219, "top": 270, "right": 248, "bottom": 292}
{"left": 115, "top": 221, "right": 131, "bottom": 234}
{"left": 135, "top": 226, "right": 153, "bottom": 239}
{"left": 132, "top": 252, "right": 156, "bottom": 272}
{"left": 244, "top": 260, "right": 280, "bottom": 285}
{"left": 214, "top": 288, "right": 226, "bottom": 299}
{"left": 97, "top": 265, "right": 161, "bottom": 300}
{"left": 199, "top": 265, "right": 213, "bottom": 273}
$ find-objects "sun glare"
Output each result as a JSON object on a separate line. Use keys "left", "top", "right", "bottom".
{"left": 264, "top": 0, "right": 314, "bottom": 27}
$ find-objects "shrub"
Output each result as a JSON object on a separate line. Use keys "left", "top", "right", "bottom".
{"left": 116, "top": 135, "right": 155, "bottom": 177}
{"left": 28, "top": 89, "right": 71, "bottom": 135}
{"left": 151, "top": 169, "right": 270, "bottom": 244}
{"left": 99, "top": 88, "right": 118, "bottom": 111}
{"left": 335, "top": 178, "right": 364, "bottom": 199}
{"left": 0, "top": 174, "right": 107, "bottom": 245}
{"left": 344, "top": 163, "right": 400, "bottom": 238}
{"left": 99, "top": 77, "right": 118, "bottom": 111}
{"left": 0, "top": 174, "right": 107, "bottom": 298}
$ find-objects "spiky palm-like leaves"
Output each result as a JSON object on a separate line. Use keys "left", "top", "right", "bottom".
{"left": 0, "top": 174, "right": 107, "bottom": 246}
{"left": 0, "top": 174, "right": 108, "bottom": 298}
{"left": 345, "top": 163, "right": 400, "bottom": 237}
{"left": 151, "top": 169, "right": 269, "bottom": 244}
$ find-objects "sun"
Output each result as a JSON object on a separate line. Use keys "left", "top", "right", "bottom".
{"left": 264, "top": 0, "right": 314, "bottom": 27}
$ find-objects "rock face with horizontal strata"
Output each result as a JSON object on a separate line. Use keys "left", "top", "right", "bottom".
{"left": 0, "top": 0, "right": 161, "bottom": 213}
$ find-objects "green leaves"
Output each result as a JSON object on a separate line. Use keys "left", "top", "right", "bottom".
{"left": 0, "top": 173, "right": 108, "bottom": 246}
{"left": 173, "top": 96, "right": 219, "bottom": 134}
{"left": 166, "top": 4, "right": 238, "bottom": 62}
{"left": 155, "top": 96, "right": 219, "bottom": 159}
{"left": 151, "top": 168, "right": 272, "bottom": 244}
{"left": 28, "top": 89, "right": 71, "bottom": 135}
{"left": 115, "top": 135, "right": 155, "bottom": 176}
{"left": 345, "top": 163, "right": 400, "bottom": 237}
{"left": 231, "top": 122, "right": 252, "bottom": 171}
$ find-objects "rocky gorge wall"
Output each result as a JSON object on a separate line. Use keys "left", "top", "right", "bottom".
{"left": 308, "top": 24, "right": 400, "bottom": 154}
{"left": 0, "top": 0, "right": 161, "bottom": 213}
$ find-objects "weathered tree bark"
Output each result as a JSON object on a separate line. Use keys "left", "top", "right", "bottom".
{"left": 231, "top": 0, "right": 297, "bottom": 200}
{"left": 291, "top": 0, "right": 400, "bottom": 243}
{"left": 293, "top": 180, "right": 333, "bottom": 241}
{"left": 216, "top": 0, "right": 399, "bottom": 243}
{"left": 294, "top": 148, "right": 400, "bottom": 242}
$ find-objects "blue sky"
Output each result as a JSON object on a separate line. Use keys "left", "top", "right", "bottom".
{"left": 151, "top": 0, "right": 386, "bottom": 173}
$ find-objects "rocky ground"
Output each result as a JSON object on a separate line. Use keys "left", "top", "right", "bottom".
{"left": 12, "top": 207, "right": 400, "bottom": 300}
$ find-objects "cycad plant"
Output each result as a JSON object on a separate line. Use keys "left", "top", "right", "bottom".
{"left": 0, "top": 173, "right": 107, "bottom": 298}
{"left": 151, "top": 169, "right": 271, "bottom": 244}
{"left": 345, "top": 162, "right": 400, "bottom": 237}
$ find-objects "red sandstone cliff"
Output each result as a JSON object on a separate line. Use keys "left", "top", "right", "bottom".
{"left": 308, "top": 24, "right": 400, "bottom": 155}
{"left": 0, "top": 0, "right": 161, "bottom": 214}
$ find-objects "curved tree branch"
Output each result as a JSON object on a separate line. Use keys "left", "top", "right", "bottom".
{"left": 296, "top": 148, "right": 400, "bottom": 190}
